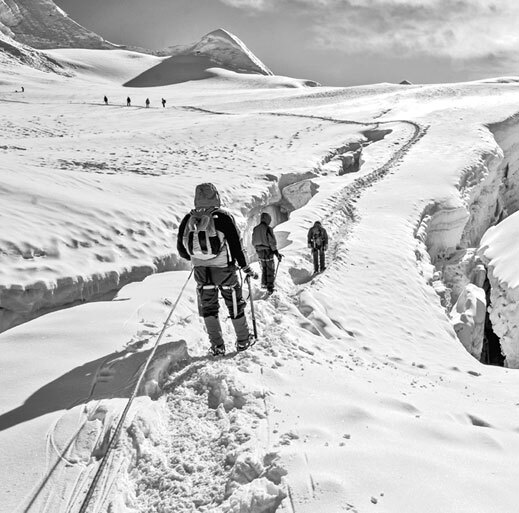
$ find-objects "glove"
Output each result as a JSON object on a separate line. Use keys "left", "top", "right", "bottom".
{"left": 308, "top": 243, "right": 312, "bottom": 249}
{"left": 242, "top": 265, "right": 258, "bottom": 280}
{"left": 275, "top": 250, "right": 283, "bottom": 261}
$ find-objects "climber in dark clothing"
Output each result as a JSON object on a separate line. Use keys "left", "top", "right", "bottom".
{"left": 252, "top": 212, "right": 282, "bottom": 294}
{"left": 104, "top": 95, "right": 108, "bottom": 105}
{"left": 177, "top": 183, "right": 257, "bottom": 355}
{"left": 127, "top": 96, "right": 131, "bottom": 106}
{"left": 307, "top": 221, "right": 328, "bottom": 273}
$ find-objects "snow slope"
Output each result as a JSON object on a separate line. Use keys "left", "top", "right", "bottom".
{"left": 0, "top": 31, "right": 66, "bottom": 73}
{"left": 0, "top": 48, "right": 325, "bottom": 332}
{"left": 165, "top": 28, "right": 272, "bottom": 76}
{"left": 0, "top": 0, "right": 112, "bottom": 49}
{"left": 123, "top": 29, "right": 308, "bottom": 88}
{"left": 3, "top": 47, "right": 519, "bottom": 513}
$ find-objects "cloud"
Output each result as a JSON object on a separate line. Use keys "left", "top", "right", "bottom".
{"left": 218, "top": 0, "right": 270, "bottom": 9}
{"left": 217, "top": 0, "right": 519, "bottom": 65}
{"left": 308, "top": 0, "right": 519, "bottom": 61}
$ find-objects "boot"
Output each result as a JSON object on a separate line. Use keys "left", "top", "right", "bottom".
{"left": 231, "top": 315, "right": 254, "bottom": 352}
{"left": 204, "top": 315, "right": 225, "bottom": 353}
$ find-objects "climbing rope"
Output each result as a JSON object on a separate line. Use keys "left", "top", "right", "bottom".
{"left": 77, "top": 268, "right": 194, "bottom": 513}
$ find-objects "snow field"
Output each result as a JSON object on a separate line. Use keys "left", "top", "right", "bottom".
{"left": 0, "top": 58, "right": 361, "bottom": 332}
{"left": 4, "top": 47, "right": 519, "bottom": 512}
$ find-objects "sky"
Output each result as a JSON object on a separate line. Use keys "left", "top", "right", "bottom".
{"left": 54, "top": 0, "right": 519, "bottom": 86}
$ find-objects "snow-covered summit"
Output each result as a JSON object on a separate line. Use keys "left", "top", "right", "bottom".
{"left": 124, "top": 28, "right": 280, "bottom": 87}
{"left": 0, "top": 0, "right": 112, "bottom": 49}
{"left": 165, "top": 28, "right": 272, "bottom": 76}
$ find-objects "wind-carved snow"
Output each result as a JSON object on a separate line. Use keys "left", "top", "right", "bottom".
{"left": 480, "top": 210, "right": 519, "bottom": 368}
{"left": 415, "top": 114, "right": 519, "bottom": 367}
{"left": 451, "top": 282, "right": 486, "bottom": 359}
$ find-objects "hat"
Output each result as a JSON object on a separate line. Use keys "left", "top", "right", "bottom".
{"left": 194, "top": 183, "right": 221, "bottom": 208}
{"left": 260, "top": 212, "right": 272, "bottom": 225}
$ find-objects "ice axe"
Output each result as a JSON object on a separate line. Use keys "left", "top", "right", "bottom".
{"left": 274, "top": 253, "right": 283, "bottom": 280}
{"left": 245, "top": 275, "right": 258, "bottom": 340}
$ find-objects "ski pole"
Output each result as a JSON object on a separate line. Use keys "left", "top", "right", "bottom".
{"left": 246, "top": 276, "right": 258, "bottom": 340}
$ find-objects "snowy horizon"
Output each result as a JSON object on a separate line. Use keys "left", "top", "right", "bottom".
{"left": 54, "top": 0, "right": 519, "bottom": 86}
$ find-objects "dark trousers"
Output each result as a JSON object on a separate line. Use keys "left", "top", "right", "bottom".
{"left": 256, "top": 248, "right": 276, "bottom": 291}
{"left": 312, "top": 247, "right": 326, "bottom": 272}
{"left": 194, "top": 265, "right": 246, "bottom": 319}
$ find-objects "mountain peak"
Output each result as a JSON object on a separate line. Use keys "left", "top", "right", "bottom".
{"left": 162, "top": 28, "right": 272, "bottom": 76}
{"left": 0, "top": 0, "right": 112, "bottom": 49}
{"left": 192, "top": 28, "right": 272, "bottom": 75}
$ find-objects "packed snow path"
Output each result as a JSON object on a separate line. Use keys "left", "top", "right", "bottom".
{"left": 122, "top": 115, "right": 426, "bottom": 512}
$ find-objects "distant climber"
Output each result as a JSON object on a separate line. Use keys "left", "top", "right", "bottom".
{"left": 307, "top": 221, "right": 328, "bottom": 273}
{"left": 252, "top": 212, "right": 282, "bottom": 294}
{"left": 177, "top": 183, "right": 258, "bottom": 356}
{"left": 127, "top": 96, "right": 131, "bottom": 107}
{"left": 21, "top": 86, "right": 24, "bottom": 93}
{"left": 145, "top": 98, "right": 150, "bottom": 108}
{"left": 161, "top": 98, "right": 166, "bottom": 108}
{"left": 104, "top": 95, "right": 108, "bottom": 105}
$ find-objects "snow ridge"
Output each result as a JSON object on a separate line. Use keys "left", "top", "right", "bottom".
{"left": 0, "top": 30, "right": 67, "bottom": 72}
{"left": 192, "top": 29, "right": 272, "bottom": 76}
{"left": 123, "top": 28, "right": 275, "bottom": 87}
{"left": 167, "top": 28, "right": 272, "bottom": 76}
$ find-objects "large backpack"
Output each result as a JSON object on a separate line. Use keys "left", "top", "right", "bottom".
{"left": 183, "top": 208, "right": 224, "bottom": 260}
{"left": 251, "top": 224, "right": 265, "bottom": 248}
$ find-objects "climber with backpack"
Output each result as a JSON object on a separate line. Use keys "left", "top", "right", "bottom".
{"left": 177, "top": 183, "right": 258, "bottom": 356}
{"left": 252, "top": 212, "right": 282, "bottom": 294}
{"left": 307, "top": 221, "right": 328, "bottom": 274}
